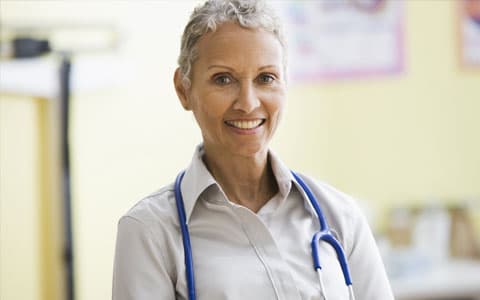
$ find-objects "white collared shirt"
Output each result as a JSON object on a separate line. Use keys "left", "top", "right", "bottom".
{"left": 113, "top": 145, "right": 393, "bottom": 300}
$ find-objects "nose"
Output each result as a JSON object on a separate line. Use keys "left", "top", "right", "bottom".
{"left": 233, "top": 81, "right": 260, "bottom": 113}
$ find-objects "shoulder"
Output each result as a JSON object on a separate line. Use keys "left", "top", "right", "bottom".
{"left": 296, "top": 173, "right": 360, "bottom": 218}
{"left": 114, "top": 183, "right": 181, "bottom": 287}
{"left": 119, "top": 182, "right": 179, "bottom": 233}
{"left": 295, "top": 173, "right": 366, "bottom": 245}
{"left": 116, "top": 182, "right": 181, "bottom": 269}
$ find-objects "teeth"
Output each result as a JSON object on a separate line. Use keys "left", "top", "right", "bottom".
{"left": 226, "top": 119, "right": 263, "bottom": 129}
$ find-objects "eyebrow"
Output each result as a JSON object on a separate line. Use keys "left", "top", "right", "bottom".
{"left": 207, "top": 65, "right": 234, "bottom": 71}
{"left": 207, "top": 64, "right": 279, "bottom": 71}
{"left": 258, "top": 65, "right": 278, "bottom": 71}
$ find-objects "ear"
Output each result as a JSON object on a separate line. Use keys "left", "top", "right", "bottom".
{"left": 174, "top": 68, "right": 191, "bottom": 111}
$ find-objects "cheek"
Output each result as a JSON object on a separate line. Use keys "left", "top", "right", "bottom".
{"left": 191, "top": 92, "right": 229, "bottom": 128}
{"left": 266, "top": 92, "right": 286, "bottom": 120}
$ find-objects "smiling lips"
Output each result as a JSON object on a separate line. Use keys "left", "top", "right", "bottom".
{"left": 224, "top": 119, "right": 265, "bottom": 130}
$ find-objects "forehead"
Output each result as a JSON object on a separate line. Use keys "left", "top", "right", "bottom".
{"left": 194, "top": 22, "right": 284, "bottom": 70}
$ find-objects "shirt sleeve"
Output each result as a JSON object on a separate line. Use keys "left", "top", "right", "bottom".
{"left": 348, "top": 206, "right": 394, "bottom": 300}
{"left": 112, "top": 216, "right": 176, "bottom": 300}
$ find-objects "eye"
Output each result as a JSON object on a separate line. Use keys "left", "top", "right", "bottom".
{"left": 213, "top": 74, "right": 233, "bottom": 86}
{"left": 257, "top": 73, "right": 276, "bottom": 84}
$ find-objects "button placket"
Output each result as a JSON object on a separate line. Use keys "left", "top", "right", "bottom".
{"left": 231, "top": 205, "right": 303, "bottom": 300}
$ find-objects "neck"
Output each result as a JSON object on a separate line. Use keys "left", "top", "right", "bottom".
{"left": 202, "top": 145, "right": 278, "bottom": 213}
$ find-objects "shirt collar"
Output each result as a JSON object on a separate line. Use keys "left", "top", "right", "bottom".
{"left": 268, "top": 149, "right": 293, "bottom": 198}
{"left": 180, "top": 144, "right": 216, "bottom": 224}
{"left": 269, "top": 150, "right": 318, "bottom": 219}
{"left": 180, "top": 144, "right": 316, "bottom": 222}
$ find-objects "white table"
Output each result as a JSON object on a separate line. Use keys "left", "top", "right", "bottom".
{"left": 391, "top": 259, "right": 480, "bottom": 300}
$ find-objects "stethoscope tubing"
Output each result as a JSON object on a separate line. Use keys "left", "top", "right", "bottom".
{"left": 312, "top": 232, "right": 353, "bottom": 286}
{"left": 290, "top": 171, "right": 328, "bottom": 231}
{"left": 174, "top": 171, "right": 196, "bottom": 300}
{"left": 175, "top": 170, "right": 354, "bottom": 300}
{"left": 291, "top": 172, "right": 353, "bottom": 287}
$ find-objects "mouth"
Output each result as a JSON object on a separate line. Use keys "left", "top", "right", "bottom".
{"left": 224, "top": 119, "right": 265, "bottom": 130}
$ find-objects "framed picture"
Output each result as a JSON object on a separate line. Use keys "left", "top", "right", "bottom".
{"left": 459, "top": 0, "right": 480, "bottom": 68}
{"left": 273, "top": 0, "right": 405, "bottom": 81}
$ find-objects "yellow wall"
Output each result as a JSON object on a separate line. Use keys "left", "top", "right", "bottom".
{"left": 0, "top": 97, "right": 41, "bottom": 300}
{"left": 273, "top": 1, "right": 480, "bottom": 227}
{"left": 1, "top": 1, "right": 479, "bottom": 300}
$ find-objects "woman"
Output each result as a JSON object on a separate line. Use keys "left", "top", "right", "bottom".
{"left": 113, "top": 0, "right": 393, "bottom": 299}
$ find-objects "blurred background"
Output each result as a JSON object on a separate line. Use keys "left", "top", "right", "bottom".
{"left": 1, "top": 0, "right": 479, "bottom": 300}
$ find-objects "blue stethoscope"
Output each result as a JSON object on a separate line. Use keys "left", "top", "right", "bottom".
{"left": 174, "top": 170, "right": 355, "bottom": 300}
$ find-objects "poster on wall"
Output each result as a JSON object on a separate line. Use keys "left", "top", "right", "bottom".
{"left": 459, "top": 0, "right": 480, "bottom": 68}
{"left": 273, "top": 0, "right": 405, "bottom": 81}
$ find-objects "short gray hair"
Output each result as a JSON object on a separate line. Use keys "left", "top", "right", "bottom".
{"left": 177, "top": 0, "right": 286, "bottom": 87}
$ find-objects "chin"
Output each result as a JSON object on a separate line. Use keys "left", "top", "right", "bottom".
{"left": 231, "top": 142, "right": 269, "bottom": 158}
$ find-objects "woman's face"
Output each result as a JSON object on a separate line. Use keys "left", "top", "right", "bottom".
{"left": 175, "top": 22, "right": 286, "bottom": 159}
